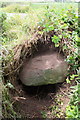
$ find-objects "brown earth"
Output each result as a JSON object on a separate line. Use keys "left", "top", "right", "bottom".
{"left": 10, "top": 79, "right": 72, "bottom": 118}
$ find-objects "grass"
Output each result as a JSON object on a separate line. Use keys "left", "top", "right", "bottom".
{"left": 1, "top": 3, "right": 47, "bottom": 47}
{"left": 1, "top": 2, "right": 78, "bottom": 47}
{"left": 1, "top": 4, "right": 32, "bottom": 13}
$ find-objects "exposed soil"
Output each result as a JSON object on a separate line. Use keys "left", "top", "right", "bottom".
{"left": 10, "top": 79, "right": 71, "bottom": 118}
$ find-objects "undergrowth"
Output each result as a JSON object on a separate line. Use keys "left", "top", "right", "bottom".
{"left": 38, "top": 5, "right": 80, "bottom": 118}
{"left": 2, "top": 83, "right": 17, "bottom": 118}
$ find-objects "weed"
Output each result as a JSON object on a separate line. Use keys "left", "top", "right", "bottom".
{"left": 2, "top": 83, "right": 17, "bottom": 118}
{"left": 41, "top": 111, "right": 47, "bottom": 118}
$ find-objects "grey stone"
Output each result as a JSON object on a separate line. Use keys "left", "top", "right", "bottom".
{"left": 19, "top": 52, "right": 68, "bottom": 86}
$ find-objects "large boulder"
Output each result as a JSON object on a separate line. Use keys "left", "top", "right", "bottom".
{"left": 19, "top": 52, "right": 68, "bottom": 86}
